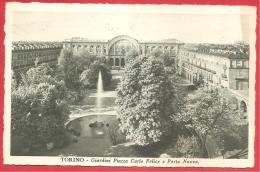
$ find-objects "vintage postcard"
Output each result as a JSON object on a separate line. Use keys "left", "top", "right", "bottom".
{"left": 3, "top": 2, "right": 257, "bottom": 168}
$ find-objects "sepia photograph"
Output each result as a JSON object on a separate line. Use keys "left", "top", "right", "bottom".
{"left": 3, "top": 2, "right": 257, "bottom": 167}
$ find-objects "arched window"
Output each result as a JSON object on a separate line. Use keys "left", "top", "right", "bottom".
{"left": 108, "top": 36, "right": 139, "bottom": 68}
{"left": 240, "top": 101, "right": 247, "bottom": 113}
{"left": 151, "top": 46, "right": 155, "bottom": 52}
{"left": 146, "top": 46, "right": 150, "bottom": 54}
{"left": 109, "top": 40, "right": 135, "bottom": 56}
{"left": 96, "top": 45, "right": 101, "bottom": 54}
{"left": 90, "top": 45, "right": 94, "bottom": 53}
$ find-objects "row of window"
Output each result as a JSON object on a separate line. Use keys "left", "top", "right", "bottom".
{"left": 72, "top": 44, "right": 106, "bottom": 48}
{"left": 145, "top": 45, "right": 176, "bottom": 50}
{"left": 180, "top": 51, "right": 249, "bottom": 70}
{"left": 12, "top": 59, "right": 57, "bottom": 70}
{"left": 185, "top": 71, "right": 214, "bottom": 83}
{"left": 231, "top": 60, "right": 249, "bottom": 68}
{"left": 12, "top": 56, "right": 57, "bottom": 67}
{"left": 109, "top": 43, "right": 134, "bottom": 56}
{"left": 71, "top": 44, "right": 176, "bottom": 50}
{"left": 184, "top": 65, "right": 249, "bottom": 90}
{"left": 236, "top": 81, "right": 248, "bottom": 90}
{"left": 145, "top": 49, "right": 177, "bottom": 54}
{"left": 14, "top": 51, "right": 59, "bottom": 60}
{"left": 181, "top": 55, "right": 228, "bottom": 70}
{"left": 109, "top": 58, "right": 125, "bottom": 67}
{"left": 180, "top": 51, "right": 195, "bottom": 57}
{"left": 74, "top": 46, "right": 107, "bottom": 54}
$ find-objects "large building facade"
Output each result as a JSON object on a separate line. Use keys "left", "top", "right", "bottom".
{"left": 11, "top": 37, "right": 249, "bottom": 95}
{"left": 177, "top": 43, "right": 249, "bottom": 115}
{"left": 63, "top": 35, "right": 183, "bottom": 68}
{"left": 12, "top": 42, "right": 63, "bottom": 71}
{"left": 11, "top": 36, "right": 249, "bottom": 113}
{"left": 177, "top": 43, "right": 249, "bottom": 90}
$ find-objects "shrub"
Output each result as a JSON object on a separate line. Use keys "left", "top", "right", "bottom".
{"left": 11, "top": 64, "right": 69, "bottom": 154}
{"left": 108, "top": 120, "right": 126, "bottom": 145}
{"left": 66, "top": 91, "right": 83, "bottom": 104}
{"left": 175, "top": 135, "right": 202, "bottom": 158}
{"left": 174, "top": 88, "right": 245, "bottom": 158}
{"left": 211, "top": 124, "right": 248, "bottom": 156}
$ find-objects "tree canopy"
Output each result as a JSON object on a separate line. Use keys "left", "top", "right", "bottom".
{"left": 58, "top": 48, "right": 112, "bottom": 90}
{"left": 116, "top": 55, "right": 176, "bottom": 146}
{"left": 174, "top": 88, "right": 246, "bottom": 157}
{"left": 11, "top": 64, "right": 69, "bottom": 154}
{"left": 80, "top": 60, "right": 112, "bottom": 89}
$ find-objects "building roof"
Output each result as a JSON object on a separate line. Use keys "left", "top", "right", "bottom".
{"left": 181, "top": 43, "right": 249, "bottom": 59}
{"left": 63, "top": 36, "right": 183, "bottom": 44}
{"left": 64, "top": 37, "right": 107, "bottom": 43}
{"left": 12, "top": 42, "right": 63, "bottom": 51}
{"left": 139, "top": 38, "right": 182, "bottom": 44}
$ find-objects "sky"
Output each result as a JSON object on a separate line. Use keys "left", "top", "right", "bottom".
{"left": 6, "top": 3, "right": 256, "bottom": 44}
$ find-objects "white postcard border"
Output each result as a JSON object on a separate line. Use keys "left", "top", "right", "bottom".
{"left": 3, "top": 3, "right": 257, "bottom": 168}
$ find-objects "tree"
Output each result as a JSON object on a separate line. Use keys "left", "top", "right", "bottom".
{"left": 125, "top": 49, "right": 139, "bottom": 63}
{"left": 11, "top": 64, "right": 69, "bottom": 154}
{"left": 175, "top": 135, "right": 202, "bottom": 158}
{"left": 150, "top": 50, "right": 176, "bottom": 74}
{"left": 58, "top": 48, "right": 112, "bottom": 91}
{"left": 22, "top": 63, "right": 54, "bottom": 84}
{"left": 193, "top": 74, "right": 204, "bottom": 88}
{"left": 21, "top": 63, "right": 67, "bottom": 100}
{"left": 174, "top": 88, "right": 244, "bottom": 158}
{"left": 80, "top": 60, "right": 112, "bottom": 89}
{"left": 159, "top": 52, "right": 175, "bottom": 67}
{"left": 116, "top": 56, "right": 176, "bottom": 146}
{"left": 150, "top": 48, "right": 163, "bottom": 58}
{"left": 76, "top": 49, "right": 97, "bottom": 65}
{"left": 58, "top": 48, "right": 81, "bottom": 90}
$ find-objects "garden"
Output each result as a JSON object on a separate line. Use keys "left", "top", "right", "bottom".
{"left": 11, "top": 48, "right": 248, "bottom": 159}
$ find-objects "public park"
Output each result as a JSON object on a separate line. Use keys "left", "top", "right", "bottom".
{"left": 10, "top": 40, "right": 249, "bottom": 159}
{"left": 9, "top": 5, "right": 251, "bottom": 160}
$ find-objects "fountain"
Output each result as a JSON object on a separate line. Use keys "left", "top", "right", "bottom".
{"left": 96, "top": 70, "right": 104, "bottom": 110}
{"left": 38, "top": 70, "right": 119, "bottom": 156}
{"left": 88, "top": 70, "right": 116, "bottom": 98}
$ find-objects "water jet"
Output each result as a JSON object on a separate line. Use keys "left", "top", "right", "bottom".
{"left": 96, "top": 70, "right": 104, "bottom": 110}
